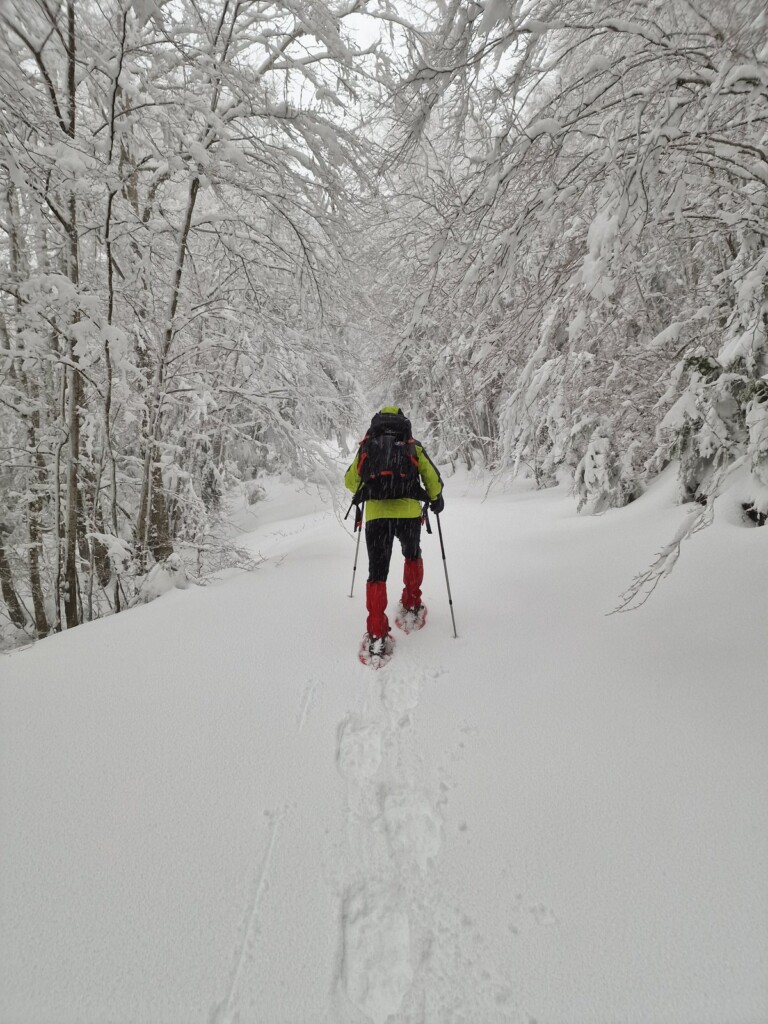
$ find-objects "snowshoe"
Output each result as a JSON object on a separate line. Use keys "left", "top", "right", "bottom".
{"left": 394, "top": 602, "right": 427, "bottom": 634}
{"left": 358, "top": 632, "right": 394, "bottom": 669}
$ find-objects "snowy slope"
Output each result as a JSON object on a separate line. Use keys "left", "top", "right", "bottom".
{"left": 1, "top": 472, "right": 767, "bottom": 1024}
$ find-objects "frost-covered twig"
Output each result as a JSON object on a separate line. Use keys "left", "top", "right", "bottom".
{"left": 610, "top": 502, "right": 713, "bottom": 613}
{"left": 611, "top": 457, "right": 748, "bottom": 613}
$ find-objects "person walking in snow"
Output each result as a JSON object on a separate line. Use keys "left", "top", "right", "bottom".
{"left": 345, "top": 406, "right": 444, "bottom": 666}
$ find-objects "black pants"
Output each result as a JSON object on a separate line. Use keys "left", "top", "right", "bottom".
{"left": 366, "top": 517, "right": 422, "bottom": 582}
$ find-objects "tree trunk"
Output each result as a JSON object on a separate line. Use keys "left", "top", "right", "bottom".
{"left": 149, "top": 462, "right": 173, "bottom": 562}
{"left": 7, "top": 181, "right": 50, "bottom": 638}
{"left": 136, "top": 175, "right": 200, "bottom": 564}
{"left": 63, "top": 354, "right": 81, "bottom": 629}
{"left": 62, "top": 0, "right": 81, "bottom": 629}
{"left": 0, "top": 537, "right": 26, "bottom": 631}
{"left": 52, "top": 366, "right": 66, "bottom": 632}
{"left": 27, "top": 424, "right": 50, "bottom": 637}
{"left": 104, "top": 189, "right": 121, "bottom": 611}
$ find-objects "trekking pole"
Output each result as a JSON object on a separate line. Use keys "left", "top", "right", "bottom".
{"left": 435, "top": 513, "right": 458, "bottom": 638}
{"left": 349, "top": 501, "right": 364, "bottom": 598}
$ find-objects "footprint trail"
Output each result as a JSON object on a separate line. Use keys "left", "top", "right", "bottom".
{"left": 330, "top": 661, "right": 523, "bottom": 1023}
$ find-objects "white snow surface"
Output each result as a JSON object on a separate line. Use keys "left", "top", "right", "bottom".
{"left": 1, "top": 471, "right": 767, "bottom": 1024}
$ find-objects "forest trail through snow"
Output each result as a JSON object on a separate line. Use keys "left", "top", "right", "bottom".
{"left": 1, "top": 472, "right": 767, "bottom": 1024}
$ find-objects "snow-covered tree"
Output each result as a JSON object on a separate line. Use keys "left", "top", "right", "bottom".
{"left": 0, "top": 0, "right": 402, "bottom": 641}
{"left": 373, "top": 0, "right": 767, "bottom": 511}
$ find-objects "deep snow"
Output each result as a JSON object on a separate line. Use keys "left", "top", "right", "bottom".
{"left": 1, "top": 471, "right": 767, "bottom": 1024}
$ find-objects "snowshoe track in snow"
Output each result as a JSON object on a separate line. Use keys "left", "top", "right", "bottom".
{"left": 331, "top": 663, "right": 521, "bottom": 1023}
{"left": 382, "top": 787, "right": 443, "bottom": 874}
{"left": 339, "top": 883, "right": 414, "bottom": 1024}
{"left": 337, "top": 717, "right": 383, "bottom": 781}
{"left": 332, "top": 665, "right": 439, "bottom": 1021}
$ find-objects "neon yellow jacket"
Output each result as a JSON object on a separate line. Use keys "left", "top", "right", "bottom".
{"left": 345, "top": 439, "right": 443, "bottom": 521}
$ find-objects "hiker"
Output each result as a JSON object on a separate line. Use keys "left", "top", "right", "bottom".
{"left": 345, "top": 406, "right": 444, "bottom": 663}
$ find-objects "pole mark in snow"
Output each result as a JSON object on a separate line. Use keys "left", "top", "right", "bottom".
{"left": 209, "top": 811, "right": 282, "bottom": 1024}
{"left": 297, "top": 678, "right": 322, "bottom": 733}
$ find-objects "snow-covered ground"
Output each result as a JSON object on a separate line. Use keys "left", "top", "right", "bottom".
{"left": 1, "top": 471, "right": 766, "bottom": 1024}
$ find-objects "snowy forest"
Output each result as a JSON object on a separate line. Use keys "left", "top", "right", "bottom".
{"left": 1, "top": 0, "right": 767, "bottom": 645}
{"left": 2, "top": 5, "right": 768, "bottom": 1023}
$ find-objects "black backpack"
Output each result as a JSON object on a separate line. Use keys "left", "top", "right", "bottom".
{"left": 355, "top": 411, "right": 427, "bottom": 502}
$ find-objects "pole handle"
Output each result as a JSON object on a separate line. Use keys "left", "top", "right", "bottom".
{"left": 422, "top": 502, "right": 432, "bottom": 535}
{"left": 349, "top": 501, "right": 364, "bottom": 597}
